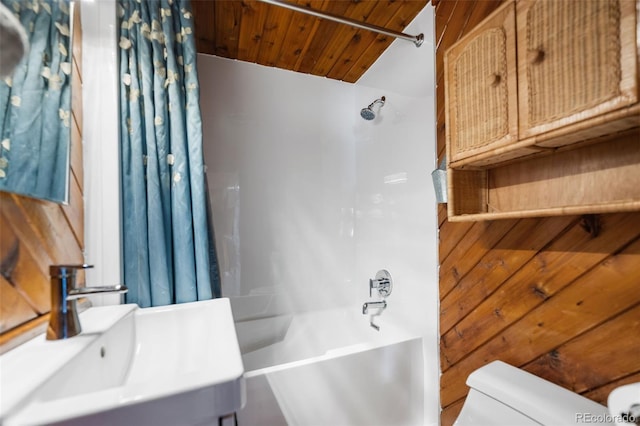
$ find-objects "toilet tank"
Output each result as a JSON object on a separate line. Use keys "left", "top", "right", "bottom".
{"left": 454, "top": 361, "right": 615, "bottom": 426}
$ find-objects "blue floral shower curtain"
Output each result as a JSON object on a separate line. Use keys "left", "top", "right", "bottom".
{"left": 118, "top": 0, "right": 219, "bottom": 307}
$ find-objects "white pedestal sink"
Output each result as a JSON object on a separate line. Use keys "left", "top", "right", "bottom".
{"left": 0, "top": 298, "right": 245, "bottom": 426}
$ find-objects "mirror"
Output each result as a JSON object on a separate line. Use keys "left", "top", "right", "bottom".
{"left": 0, "top": 0, "right": 72, "bottom": 203}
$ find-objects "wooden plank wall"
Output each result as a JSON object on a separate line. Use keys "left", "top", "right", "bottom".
{"left": 0, "top": 5, "right": 84, "bottom": 354}
{"left": 435, "top": 1, "right": 640, "bottom": 424}
{"left": 191, "top": 0, "right": 428, "bottom": 83}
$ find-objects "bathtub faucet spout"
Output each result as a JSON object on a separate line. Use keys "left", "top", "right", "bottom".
{"left": 369, "top": 318, "right": 380, "bottom": 331}
{"left": 363, "top": 301, "right": 386, "bottom": 331}
{"left": 362, "top": 300, "right": 386, "bottom": 315}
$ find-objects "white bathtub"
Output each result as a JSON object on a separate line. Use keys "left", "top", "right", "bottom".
{"left": 234, "top": 307, "right": 424, "bottom": 426}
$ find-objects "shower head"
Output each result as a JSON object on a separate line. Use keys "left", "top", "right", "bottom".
{"left": 360, "top": 107, "right": 376, "bottom": 121}
{"left": 360, "top": 96, "right": 386, "bottom": 121}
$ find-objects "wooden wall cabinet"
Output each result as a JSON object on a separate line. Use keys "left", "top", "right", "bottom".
{"left": 445, "top": 0, "right": 640, "bottom": 221}
{"left": 445, "top": 2, "right": 519, "bottom": 164}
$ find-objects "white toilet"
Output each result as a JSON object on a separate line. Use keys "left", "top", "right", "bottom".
{"left": 454, "top": 361, "right": 615, "bottom": 426}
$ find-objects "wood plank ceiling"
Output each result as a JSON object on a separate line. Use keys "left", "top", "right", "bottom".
{"left": 191, "top": 0, "right": 429, "bottom": 83}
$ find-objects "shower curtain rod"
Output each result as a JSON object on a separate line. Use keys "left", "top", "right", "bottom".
{"left": 257, "top": 0, "right": 424, "bottom": 48}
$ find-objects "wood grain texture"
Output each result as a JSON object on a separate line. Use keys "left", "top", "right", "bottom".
{"left": 274, "top": 0, "right": 324, "bottom": 71}
{"left": 192, "top": 0, "right": 428, "bottom": 83}
{"left": 525, "top": 304, "right": 640, "bottom": 394}
{"left": 236, "top": 0, "right": 270, "bottom": 64}
{"left": 447, "top": 128, "right": 640, "bottom": 220}
{"left": 439, "top": 218, "right": 516, "bottom": 298}
{"left": 70, "top": 108, "right": 83, "bottom": 193}
{"left": 437, "top": 1, "right": 640, "bottom": 424}
{"left": 435, "top": 0, "right": 458, "bottom": 49}
{"left": 487, "top": 132, "right": 640, "bottom": 212}
{"left": 584, "top": 371, "right": 640, "bottom": 405}
{"left": 441, "top": 213, "right": 640, "bottom": 370}
{"left": 331, "top": 0, "right": 407, "bottom": 80}
{"left": 0, "top": 277, "right": 37, "bottom": 333}
{"left": 440, "top": 399, "right": 464, "bottom": 426}
{"left": 440, "top": 216, "right": 575, "bottom": 337}
{"left": 0, "top": 5, "right": 84, "bottom": 353}
{"left": 309, "top": 1, "right": 380, "bottom": 76}
{"left": 213, "top": 0, "right": 243, "bottom": 59}
{"left": 192, "top": 0, "right": 216, "bottom": 54}
{"left": 0, "top": 210, "right": 50, "bottom": 313}
{"left": 441, "top": 235, "right": 640, "bottom": 408}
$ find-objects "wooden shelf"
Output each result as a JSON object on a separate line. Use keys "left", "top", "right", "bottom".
{"left": 449, "top": 103, "right": 640, "bottom": 170}
{"left": 445, "top": 0, "right": 640, "bottom": 221}
{"left": 447, "top": 130, "right": 640, "bottom": 221}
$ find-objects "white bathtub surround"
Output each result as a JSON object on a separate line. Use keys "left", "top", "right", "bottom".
{"left": 198, "top": 4, "right": 437, "bottom": 425}
{"left": 355, "top": 6, "right": 439, "bottom": 424}
{"left": 348, "top": 88, "right": 440, "bottom": 422}
{"left": 198, "top": 55, "right": 357, "bottom": 315}
{"left": 236, "top": 308, "right": 422, "bottom": 426}
{"left": 240, "top": 338, "right": 424, "bottom": 426}
{"left": 238, "top": 307, "right": 416, "bottom": 372}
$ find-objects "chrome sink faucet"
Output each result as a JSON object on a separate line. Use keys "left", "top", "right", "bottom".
{"left": 47, "top": 264, "right": 128, "bottom": 340}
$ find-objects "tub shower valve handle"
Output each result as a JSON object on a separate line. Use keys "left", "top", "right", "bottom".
{"left": 364, "top": 270, "right": 392, "bottom": 331}
{"left": 369, "top": 269, "right": 393, "bottom": 298}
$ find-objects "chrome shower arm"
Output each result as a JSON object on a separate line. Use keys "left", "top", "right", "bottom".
{"left": 368, "top": 96, "right": 386, "bottom": 110}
